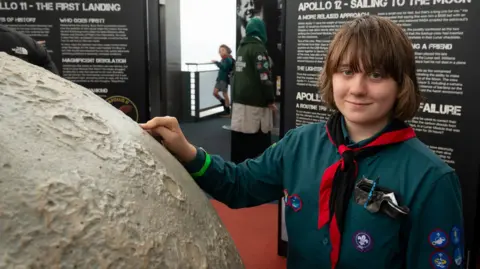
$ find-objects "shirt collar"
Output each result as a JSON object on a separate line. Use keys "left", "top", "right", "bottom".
{"left": 340, "top": 115, "right": 393, "bottom": 148}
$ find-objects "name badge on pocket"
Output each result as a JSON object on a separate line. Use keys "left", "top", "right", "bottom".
{"left": 354, "top": 176, "right": 410, "bottom": 219}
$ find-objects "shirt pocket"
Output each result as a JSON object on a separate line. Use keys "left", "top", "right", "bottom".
{"left": 339, "top": 202, "right": 404, "bottom": 267}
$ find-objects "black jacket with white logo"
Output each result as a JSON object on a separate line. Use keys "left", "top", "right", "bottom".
{"left": 0, "top": 25, "right": 59, "bottom": 74}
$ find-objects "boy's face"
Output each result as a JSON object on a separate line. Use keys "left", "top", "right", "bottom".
{"left": 219, "top": 47, "right": 228, "bottom": 57}
{"left": 332, "top": 61, "right": 398, "bottom": 128}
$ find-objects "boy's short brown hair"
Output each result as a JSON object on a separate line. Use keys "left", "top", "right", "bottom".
{"left": 220, "top": 44, "right": 232, "bottom": 54}
{"left": 318, "top": 15, "right": 423, "bottom": 121}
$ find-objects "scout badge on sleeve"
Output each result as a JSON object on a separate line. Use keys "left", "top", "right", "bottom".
{"left": 429, "top": 229, "right": 448, "bottom": 248}
{"left": 453, "top": 247, "right": 463, "bottom": 266}
{"left": 450, "top": 226, "right": 461, "bottom": 246}
{"left": 354, "top": 176, "right": 410, "bottom": 219}
{"left": 431, "top": 251, "right": 451, "bottom": 269}
{"left": 450, "top": 225, "right": 463, "bottom": 266}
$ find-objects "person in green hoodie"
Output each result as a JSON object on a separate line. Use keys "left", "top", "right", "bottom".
{"left": 140, "top": 15, "right": 464, "bottom": 269}
{"left": 230, "top": 17, "right": 277, "bottom": 164}
{"left": 212, "top": 44, "right": 234, "bottom": 116}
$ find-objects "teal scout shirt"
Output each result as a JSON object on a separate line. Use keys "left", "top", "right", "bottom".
{"left": 214, "top": 57, "right": 233, "bottom": 83}
{"left": 184, "top": 121, "right": 464, "bottom": 269}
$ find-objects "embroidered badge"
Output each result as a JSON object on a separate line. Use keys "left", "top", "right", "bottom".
{"left": 429, "top": 229, "right": 448, "bottom": 248}
{"left": 450, "top": 226, "right": 461, "bottom": 246}
{"left": 430, "top": 251, "right": 450, "bottom": 269}
{"left": 290, "top": 194, "right": 302, "bottom": 212}
{"left": 453, "top": 247, "right": 463, "bottom": 266}
{"left": 352, "top": 231, "right": 373, "bottom": 252}
{"left": 283, "top": 190, "right": 303, "bottom": 212}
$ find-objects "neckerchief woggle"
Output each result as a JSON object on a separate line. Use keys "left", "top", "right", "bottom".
{"left": 319, "top": 112, "right": 416, "bottom": 269}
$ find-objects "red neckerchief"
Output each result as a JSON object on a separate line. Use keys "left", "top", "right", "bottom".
{"left": 318, "top": 112, "right": 416, "bottom": 269}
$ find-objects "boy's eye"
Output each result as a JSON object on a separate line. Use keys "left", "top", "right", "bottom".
{"left": 369, "top": 72, "right": 383, "bottom": 79}
{"left": 342, "top": 70, "right": 353, "bottom": 76}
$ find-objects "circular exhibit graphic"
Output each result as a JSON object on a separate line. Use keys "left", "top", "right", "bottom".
{"left": 106, "top": 95, "right": 139, "bottom": 122}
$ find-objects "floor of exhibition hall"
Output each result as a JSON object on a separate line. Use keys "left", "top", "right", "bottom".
{"left": 211, "top": 200, "right": 286, "bottom": 268}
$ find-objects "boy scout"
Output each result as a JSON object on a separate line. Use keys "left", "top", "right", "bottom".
{"left": 141, "top": 15, "right": 464, "bottom": 269}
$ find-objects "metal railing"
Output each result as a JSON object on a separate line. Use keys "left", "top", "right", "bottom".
{"left": 180, "top": 62, "right": 229, "bottom": 122}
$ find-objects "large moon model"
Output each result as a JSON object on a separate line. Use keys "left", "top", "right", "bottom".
{"left": 0, "top": 52, "right": 244, "bottom": 269}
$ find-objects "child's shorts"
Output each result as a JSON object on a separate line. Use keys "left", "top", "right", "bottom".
{"left": 215, "top": 81, "right": 228, "bottom": 92}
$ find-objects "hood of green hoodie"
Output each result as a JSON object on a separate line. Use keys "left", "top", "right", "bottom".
{"left": 244, "top": 17, "right": 267, "bottom": 45}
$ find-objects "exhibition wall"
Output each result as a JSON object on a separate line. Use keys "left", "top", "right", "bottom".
{"left": 0, "top": 0, "right": 183, "bottom": 122}
{"left": 0, "top": 0, "right": 150, "bottom": 122}
{"left": 162, "top": 0, "right": 183, "bottom": 119}
{"left": 279, "top": 1, "right": 479, "bottom": 268}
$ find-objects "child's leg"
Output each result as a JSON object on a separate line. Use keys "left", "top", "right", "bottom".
{"left": 222, "top": 91, "right": 230, "bottom": 109}
{"left": 217, "top": 81, "right": 230, "bottom": 115}
{"left": 214, "top": 84, "right": 226, "bottom": 111}
{"left": 213, "top": 86, "right": 222, "bottom": 100}
{"left": 220, "top": 83, "right": 230, "bottom": 115}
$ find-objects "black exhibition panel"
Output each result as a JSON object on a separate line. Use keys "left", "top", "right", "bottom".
{"left": 279, "top": 1, "right": 480, "bottom": 268}
{"left": 0, "top": 0, "right": 152, "bottom": 123}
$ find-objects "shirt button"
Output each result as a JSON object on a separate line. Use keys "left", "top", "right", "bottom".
{"left": 323, "top": 238, "right": 329, "bottom": 245}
